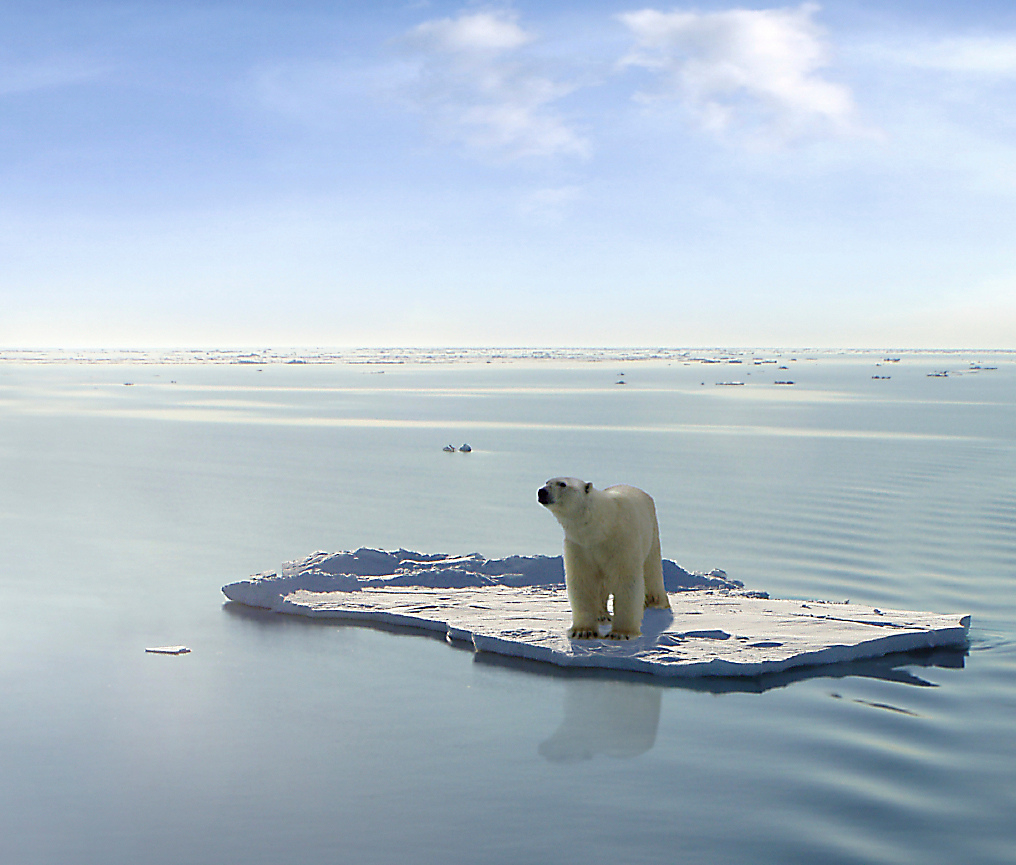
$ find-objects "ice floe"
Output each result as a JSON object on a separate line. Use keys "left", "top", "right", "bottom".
{"left": 222, "top": 549, "right": 969, "bottom": 678}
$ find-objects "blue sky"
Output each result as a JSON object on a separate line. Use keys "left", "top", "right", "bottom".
{"left": 3, "top": 0, "right": 1015, "bottom": 348}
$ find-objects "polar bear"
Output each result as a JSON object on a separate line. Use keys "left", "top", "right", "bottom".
{"left": 538, "top": 477, "right": 670, "bottom": 640}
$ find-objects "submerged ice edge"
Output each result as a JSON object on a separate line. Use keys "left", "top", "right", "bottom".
{"left": 246, "top": 588, "right": 971, "bottom": 679}
{"left": 470, "top": 628, "right": 972, "bottom": 678}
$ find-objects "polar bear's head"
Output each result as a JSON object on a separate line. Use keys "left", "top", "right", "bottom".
{"left": 538, "top": 477, "right": 593, "bottom": 518}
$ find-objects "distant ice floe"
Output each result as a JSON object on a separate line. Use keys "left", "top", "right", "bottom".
{"left": 222, "top": 549, "right": 969, "bottom": 679}
{"left": 5, "top": 347, "right": 1011, "bottom": 367}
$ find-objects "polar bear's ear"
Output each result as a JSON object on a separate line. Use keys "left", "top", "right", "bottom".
{"left": 584, "top": 482, "right": 592, "bottom": 494}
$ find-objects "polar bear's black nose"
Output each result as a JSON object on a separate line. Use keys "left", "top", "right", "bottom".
{"left": 538, "top": 486, "right": 551, "bottom": 505}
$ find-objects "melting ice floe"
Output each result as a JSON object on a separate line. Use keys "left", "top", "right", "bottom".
{"left": 222, "top": 549, "right": 970, "bottom": 678}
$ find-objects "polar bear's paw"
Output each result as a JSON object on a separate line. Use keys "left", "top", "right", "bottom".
{"left": 645, "top": 592, "right": 671, "bottom": 610}
{"left": 605, "top": 630, "right": 639, "bottom": 640}
{"left": 568, "top": 626, "right": 601, "bottom": 640}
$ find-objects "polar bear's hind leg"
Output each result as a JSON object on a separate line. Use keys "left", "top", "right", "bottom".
{"left": 643, "top": 528, "right": 670, "bottom": 610}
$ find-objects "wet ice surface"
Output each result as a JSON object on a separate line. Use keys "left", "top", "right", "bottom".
{"left": 223, "top": 550, "right": 969, "bottom": 677}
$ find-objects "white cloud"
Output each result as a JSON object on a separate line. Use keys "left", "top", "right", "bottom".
{"left": 881, "top": 36, "right": 1016, "bottom": 76}
{"left": 399, "top": 10, "right": 588, "bottom": 159}
{"left": 845, "top": 31, "right": 1016, "bottom": 194}
{"left": 518, "top": 184, "right": 583, "bottom": 224}
{"left": 409, "top": 10, "right": 532, "bottom": 53}
{"left": 618, "top": 3, "right": 861, "bottom": 143}
{"left": 0, "top": 57, "right": 105, "bottom": 96}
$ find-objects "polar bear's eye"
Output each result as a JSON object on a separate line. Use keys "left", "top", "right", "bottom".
{"left": 557, "top": 481, "right": 566, "bottom": 488}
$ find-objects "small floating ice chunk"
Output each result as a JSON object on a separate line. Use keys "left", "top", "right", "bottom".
{"left": 145, "top": 646, "right": 190, "bottom": 655}
{"left": 443, "top": 444, "right": 456, "bottom": 452}
{"left": 459, "top": 443, "right": 472, "bottom": 452}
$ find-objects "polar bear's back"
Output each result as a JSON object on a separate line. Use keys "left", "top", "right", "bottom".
{"left": 594, "top": 484, "right": 659, "bottom": 547}
{"left": 602, "top": 483, "right": 656, "bottom": 515}
{"left": 603, "top": 483, "right": 653, "bottom": 499}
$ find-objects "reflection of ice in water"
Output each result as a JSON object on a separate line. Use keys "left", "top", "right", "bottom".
{"left": 539, "top": 681, "right": 662, "bottom": 763}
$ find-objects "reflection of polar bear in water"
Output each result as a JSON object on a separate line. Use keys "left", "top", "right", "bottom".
{"left": 538, "top": 477, "right": 670, "bottom": 639}
{"left": 539, "top": 680, "right": 662, "bottom": 763}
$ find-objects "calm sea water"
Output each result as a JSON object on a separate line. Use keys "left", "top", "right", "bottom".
{"left": 1, "top": 351, "right": 1014, "bottom": 865}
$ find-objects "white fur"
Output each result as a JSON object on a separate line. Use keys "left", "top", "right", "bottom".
{"left": 538, "top": 477, "right": 670, "bottom": 639}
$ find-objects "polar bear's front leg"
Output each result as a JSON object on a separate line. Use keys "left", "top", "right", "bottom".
{"left": 607, "top": 574, "right": 645, "bottom": 639}
{"left": 564, "top": 541, "right": 607, "bottom": 639}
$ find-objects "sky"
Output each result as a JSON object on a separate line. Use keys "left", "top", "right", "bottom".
{"left": 2, "top": 0, "right": 1016, "bottom": 349}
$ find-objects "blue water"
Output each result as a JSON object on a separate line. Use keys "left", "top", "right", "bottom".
{"left": 1, "top": 351, "right": 1014, "bottom": 865}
